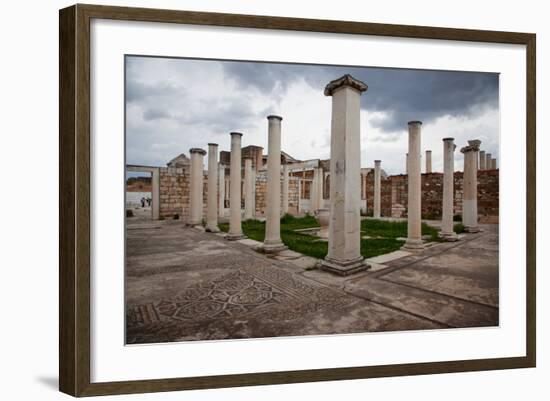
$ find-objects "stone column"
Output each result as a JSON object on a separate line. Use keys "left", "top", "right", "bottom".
{"left": 227, "top": 132, "right": 246, "bottom": 240}
{"left": 402, "top": 121, "right": 424, "bottom": 250}
{"left": 282, "top": 164, "right": 289, "bottom": 215}
{"left": 188, "top": 148, "right": 206, "bottom": 226}
{"left": 406, "top": 153, "right": 409, "bottom": 174}
{"left": 218, "top": 163, "right": 225, "bottom": 218}
{"left": 485, "top": 153, "right": 492, "bottom": 169}
{"left": 373, "top": 160, "right": 382, "bottom": 218}
{"left": 262, "top": 115, "right": 287, "bottom": 253}
{"left": 243, "top": 158, "right": 254, "bottom": 220}
{"left": 152, "top": 168, "right": 160, "bottom": 220}
{"left": 479, "top": 150, "right": 486, "bottom": 170}
{"left": 440, "top": 138, "right": 458, "bottom": 241}
{"left": 461, "top": 140, "right": 481, "bottom": 233}
{"left": 320, "top": 74, "right": 369, "bottom": 275}
{"left": 491, "top": 158, "right": 497, "bottom": 169}
{"left": 312, "top": 167, "right": 324, "bottom": 211}
{"left": 425, "top": 150, "right": 432, "bottom": 173}
{"left": 205, "top": 143, "right": 220, "bottom": 232}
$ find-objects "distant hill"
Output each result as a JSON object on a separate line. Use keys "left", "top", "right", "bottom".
{"left": 126, "top": 176, "right": 152, "bottom": 192}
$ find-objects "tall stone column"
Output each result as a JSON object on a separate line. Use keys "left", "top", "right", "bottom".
{"left": 262, "top": 115, "right": 287, "bottom": 253}
{"left": 188, "top": 148, "right": 206, "bottom": 226}
{"left": 218, "top": 163, "right": 225, "bottom": 218}
{"left": 320, "top": 74, "right": 369, "bottom": 275}
{"left": 373, "top": 160, "right": 382, "bottom": 219}
{"left": 282, "top": 164, "right": 289, "bottom": 215}
{"left": 402, "top": 121, "right": 424, "bottom": 250}
{"left": 485, "top": 153, "right": 492, "bottom": 169}
{"left": 205, "top": 143, "right": 220, "bottom": 232}
{"left": 440, "top": 138, "right": 458, "bottom": 241}
{"left": 406, "top": 153, "right": 409, "bottom": 174}
{"left": 479, "top": 150, "right": 486, "bottom": 170}
{"left": 461, "top": 140, "right": 481, "bottom": 233}
{"left": 312, "top": 167, "right": 324, "bottom": 210}
{"left": 491, "top": 158, "right": 497, "bottom": 169}
{"left": 227, "top": 132, "right": 246, "bottom": 240}
{"left": 425, "top": 150, "right": 432, "bottom": 173}
{"left": 152, "top": 168, "right": 160, "bottom": 220}
{"left": 243, "top": 158, "right": 254, "bottom": 220}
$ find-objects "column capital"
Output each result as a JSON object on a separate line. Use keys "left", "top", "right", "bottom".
{"left": 324, "top": 74, "right": 368, "bottom": 96}
{"left": 460, "top": 140, "right": 481, "bottom": 153}
{"left": 230, "top": 132, "right": 243, "bottom": 137}
{"left": 408, "top": 120, "right": 422, "bottom": 126}
{"left": 189, "top": 147, "right": 206, "bottom": 155}
{"left": 442, "top": 137, "right": 454, "bottom": 141}
{"left": 374, "top": 160, "right": 381, "bottom": 165}
{"left": 207, "top": 143, "right": 218, "bottom": 147}
{"left": 267, "top": 115, "right": 283, "bottom": 121}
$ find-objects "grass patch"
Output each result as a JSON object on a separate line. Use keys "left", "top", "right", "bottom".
{"left": 219, "top": 216, "right": 453, "bottom": 261}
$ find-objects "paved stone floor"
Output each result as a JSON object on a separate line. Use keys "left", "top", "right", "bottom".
{"left": 126, "top": 218, "right": 498, "bottom": 344}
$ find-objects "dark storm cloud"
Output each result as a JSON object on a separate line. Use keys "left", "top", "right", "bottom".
{"left": 222, "top": 61, "right": 499, "bottom": 133}
{"left": 126, "top": 80, "right": 186, "bottom": 103}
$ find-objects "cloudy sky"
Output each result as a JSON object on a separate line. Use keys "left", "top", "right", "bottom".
{"left": 126, "top": 56, "right": 499, "bottom": 175}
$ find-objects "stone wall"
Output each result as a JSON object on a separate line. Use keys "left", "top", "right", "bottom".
{"left": 254, "top": 170, "right": 300, "bottom": 216}
{"left": 156, "top": 165, "right": 499, "bottom": 222}
{"left": 159, "top": 167, "right": 189, "bottom": 220}
{"left": 364, "top": 170, "right": 499, "bottom": 220}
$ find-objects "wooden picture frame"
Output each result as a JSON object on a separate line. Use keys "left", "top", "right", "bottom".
{"left": 59, "top": 3, "right": 536, "bottom": 397}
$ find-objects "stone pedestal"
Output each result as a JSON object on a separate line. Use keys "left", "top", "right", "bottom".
{"left": 218, "top": 163, "right": 226, "bottom": 218}
{"left": 243, "top": 158, "right": 255, "bottom": 220}
{"left": 282, "top": 164, "right": 289, "bottom": 215}
{"left": 320, "top": 74, "right": 369, "bottom": 275}
{"left": 227, "top": 132, "right": 246, "bottom": 240}
{"left": 188, "top": 148, "right": 206, "bottom": 227}
{"left": 373, "top": 160, "right": 381, "bottom": 218}
{"left": 402, "top": 121, "right": 425, "bottom": 251}
{"left": 205, "top": 144, "right": 220, "bottom": 232}
{"left": 461, "top": 140, "right": 481, "bottom": 233}
{"left": 425, "top": 150, "right": 432, "bottom": 173}
{"left": 440, "top": 138, "right": 458, "bottom": 241}
{"left": 479, "top": 150, "right": 486, "bottom": 170}
{"left": 262, "top": 115, "right": 287, "bottom": 253}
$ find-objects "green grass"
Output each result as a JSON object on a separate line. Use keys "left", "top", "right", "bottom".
{"left": 219, "top": 215, "right": 461, "bottom": 261}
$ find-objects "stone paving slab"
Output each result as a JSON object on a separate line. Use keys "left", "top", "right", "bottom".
{"left": 125, "top": 220, "right": 498, "bottom": 344}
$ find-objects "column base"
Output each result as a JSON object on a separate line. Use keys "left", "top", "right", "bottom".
{"left": 320, "top": 256, "right": 370, "bottom": 276}
{"left": 226, "top": 233, "right": 247, "bottom": 241}
{"left": 401, "top": 238, "right": 425, "bottom": 251}
{"left": 439, "top": 231, "right": 459, "bottom": 242}
{"left": 205, "top": 225, "right": 220, "bottom": 233}
{"left": 186, "top": 220, "right": 202, "bottom": 227}
{"left": 464, "top": 226, "right": 481, "bottom": 233}
{"left": 259, "top": 240, "right": 288, "bottom": 254}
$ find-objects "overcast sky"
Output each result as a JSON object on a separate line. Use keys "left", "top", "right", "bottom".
{"left": 126, "top": 56, "right": 499, "bottom": 175}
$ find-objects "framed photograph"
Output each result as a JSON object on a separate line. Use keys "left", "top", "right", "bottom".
{"left": 59, "top": 4, "right": 536, "bottom": 397}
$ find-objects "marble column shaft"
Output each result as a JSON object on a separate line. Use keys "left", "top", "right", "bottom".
{"left": 461, "top": 140, "right": 481, "bottom": 233}
{"left": 485, "top": 153, "right": 492, "bottom": 169}
{"left": 227, "top": 132, "right": 245, "bottom": 240}
{"left": 403, "top": 121, "right": 424, "bottom": 250}
{"left": 205, "top": 144, "right": 219, "bottom": 232}
{"left": 282, "top": 164, "right": 289, "bottom": 215}
{"left": 218, "top": 163, "right": 225, "bottom": 218}
{"left": 373, "top": 160, "right": 381, "bottom": 219}
{"left": 491, "top": 158, "right": 497, "bottom": 169}
{"left": 321, "top": 74, "right": 368, "bottom": 275}
{"left": 440, "top": 138, "right": 457, "bottom": 240}
{"left": 263, "top": 115, "right": 286, "bottom": 252}
{"left": 425, "top": 150, "right": 432, "bottom": 173}
{"left": 243, "top": 158, "right": 255, "bottom": 220}
{"left": 188, "top": 148, "right": 206, "bottom": 226}
{"left": 479, "top": 150, "right": 486, "bottom": 170}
